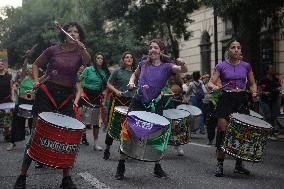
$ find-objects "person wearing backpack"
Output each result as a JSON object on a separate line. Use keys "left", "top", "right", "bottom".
{"left": 187, "top": 71, "right": 206, "bottom": 134}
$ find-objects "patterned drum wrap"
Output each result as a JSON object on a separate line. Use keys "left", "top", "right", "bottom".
{"left": 222, "top": 113, "right": 272, "bottom": 162}
{"left": 108, "top": 106, "right": 128, "bottom": 140}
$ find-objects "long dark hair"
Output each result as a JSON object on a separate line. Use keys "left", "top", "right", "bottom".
{"left": 93, "top": 52, "right": 110, "bottom": 90}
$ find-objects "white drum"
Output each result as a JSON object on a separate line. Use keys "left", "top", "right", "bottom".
{"left": 18, "top": 104, "right": 33, "bottom": 118}
{"left": 163, "top": 109, "right": 191, "bottom": 145}
{"left": 81, "top": 105, "right": 100, "bottom": 125}
{"left": 0, "top": 102, "right": 15, "bottom": 113}
{"left": 177, "top": 104, "right": 202, "bottom": 132}
{"left": 249, "top": 110, "right": 263, "bottom": 119}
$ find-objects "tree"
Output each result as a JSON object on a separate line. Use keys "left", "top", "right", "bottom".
{"left": 204, "top": 0, "right": 284, "bottom": 77}
{"left": 102, "top": 0, "right": 200, "bottom": 59}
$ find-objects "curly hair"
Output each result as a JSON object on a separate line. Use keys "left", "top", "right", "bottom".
{"left": 58, "top": 22, "right": 86, "bottom": 43}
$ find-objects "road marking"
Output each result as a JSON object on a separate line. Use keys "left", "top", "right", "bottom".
{"left": 79, "top": 172, "right": 110, "bottom": 189}
{"left": 189, "top": 142, "right": 212, "bottom": 148}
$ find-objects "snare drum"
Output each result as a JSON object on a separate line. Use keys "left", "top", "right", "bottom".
{"left": 222, "top": 113, "right": 272, "bottom": 162}
{"left": 81, "top": 105, "right": 99, "bottom": 125}
{"left": 17, "top": 104, "right": 33, "bottom": 119}
{"left": 249, "top": 110, "right": 263, "bottom": 119}
{"left": 28, "top": 112, "right": 85, "bottom": 168}
{"left": 108, "top": 106, "right": 128, "bottom": 140}
{"left": 120, "top": 111, "right": 170, "bottom": 162}
{"left": 177, "top": 104, "right": 202, "bottom": 132}
{"left": 163, "top": 109, "right": 190, "bottom": 145}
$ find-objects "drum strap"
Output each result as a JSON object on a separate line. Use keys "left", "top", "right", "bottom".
{"left": 40, "top": 84, "right": 73, "bottom": 110}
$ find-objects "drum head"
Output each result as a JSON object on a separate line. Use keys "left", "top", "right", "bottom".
{"left": 230, "top": 113, "right": 272, "bottom": 129}
{"left": 128, "top": 111, "right": 170, "bottom": 126}
{"left": 163, "top": 109, "right": 190, "bottom": 119}
{"left": 0, "top": 102, "right": 15, "bottom": 110}
{"left": 114, "top": 106, "right": 128, "bottom": 114}
{"left": 177, "top": 104, "right": 201, "bottom": 116}
{"left": 249, "top": 110, "right": 263, "bottom": 119}
{"left": 19, "top": 104, "right": 33, "bottom": 111}
{"left": 39, "top": 112, "right": 85, "bottom": 130}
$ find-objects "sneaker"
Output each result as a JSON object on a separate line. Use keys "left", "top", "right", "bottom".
{"left": 35, "top": 162, "right": 44, "bottom": 168}
{"left": 175, "top": 146, "right": 184, "bottom": 156}
{"left": 81, "top": 138, "right": 89, "bottom": 146}
{"left": 93, "top": 145, "right": 103, "bottom": 151}
{"left": 7, "top": 143, "right": 16, "bottom": 151}
{"left": 154, "top": 164, "right": 168, "bottom": 178}
{"left": 115, "top": 161, "right": 125, "bottom": 180}
{"left": 13, "top": 175, "right": 26, "bottom": 189}
{"left": 60, "top": 176, "right": 77, "bottom": 189}
{"left": 103, "top": 149, "right": 110, "bottom": 160}
{"left": 234, "top": 166, "right": 250, "bottom": 175}
{"left": 215, "top": 162, "right": 224, "bottom": 177}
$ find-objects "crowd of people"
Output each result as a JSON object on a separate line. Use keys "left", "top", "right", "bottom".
{"left": 0, "top": 21, "right": 283, "bottom": 189}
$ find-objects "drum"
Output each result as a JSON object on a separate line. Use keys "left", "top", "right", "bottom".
{"left": 0, "top": 102, "right": 15, "bottom": 113}
{"left": 28, "top": 112, "right": 85, "bottom": 168}
{"left": 108, "top": 106, "right": 128, "bottom": 140}
{"left": 163, "top": 109, "right": 191, "bottom": 146}
{"left": 120, "top": 111, "right": 170, "bottom": 162}
{"left": 81, "top": 105, "right": 99, "bottom": 125}
{"left": 177, "top": 104, "right": 202, "bottom": 132}
{"left": 17, "top": 104, "right": 33, "bottom": 119}
{"left": 249, "top": 110, "right": 263, "bottom": 119}
{"left": 222, "top": 113, "right": 272, "bottom": 162}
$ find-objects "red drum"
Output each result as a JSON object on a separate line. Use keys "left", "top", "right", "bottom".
{"left": 28, "top": 112, "right": 85, "bottom": 168}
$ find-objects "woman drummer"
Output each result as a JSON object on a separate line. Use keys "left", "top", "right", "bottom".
{"left": 102, "top": 51, "right": 136, "bottom": 160}
{"left": 208, "top": 38, "right": 257, "bottom": 177}
{"left": 13, "top": 21, "right": 91, "bottom": 189}
{"left": 7, "top": 51, "right": 35, "bottom": 151}
{"left": 0, "top": 59, "right": 15, "bottom": 141}
{"left": 115, "top": 39, "right": 188, "bottom": 180}
{"left": 74, "top": 52, "right": 110, "bottom": 151}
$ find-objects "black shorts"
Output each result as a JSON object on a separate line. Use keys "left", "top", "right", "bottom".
{"left": 32, "top": 81, "right": 75, "bottom": 117}
{"left": 216, "top": 91, "right": 249, "bottom": 120}
{"left": 79, "top": 88, "right": 102, "bottom": 108}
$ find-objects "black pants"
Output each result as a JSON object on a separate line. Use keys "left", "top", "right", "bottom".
{"left": 10, "top": 98, "right": 34, "bottom": 143}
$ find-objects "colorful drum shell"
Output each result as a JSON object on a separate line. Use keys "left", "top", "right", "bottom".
{"left": 163, "top": 109, "right": 191, "bottom": 146}
{"left": 17, "top": 104, "right": 33, "bottom": 119}
{"left": 28, "top": 112, "right": 85, "bottom": 168}
{"left": 222, "top": 113, "right": 272, "bottom": 162}
{"left": 177, "top": 104, "right": 202, "bottom": 132}
{"left": 81, "top": 105, "right": 99, "bottom": 125}
{"left": 108, "top": 106, "right": 128, "bottom": 140}
{"left": 120, "top": 111, "right": 170, "bottom": 162}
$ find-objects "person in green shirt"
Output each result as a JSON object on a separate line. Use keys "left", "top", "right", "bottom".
{"left": 74, "top": 52, "right": 110, "bottom": 151}
{"left": 103, "top": 51, "right": 136, "bottom": 160}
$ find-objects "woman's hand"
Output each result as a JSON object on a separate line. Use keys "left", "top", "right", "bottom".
{"left": 76, "top": 40, "right": 87, "bottom": 50}
{"left": 115, "top": 90, "right": 123, "bottom": 97}
{"left": 127, "top": 83, "right": 136, "bottom": 90}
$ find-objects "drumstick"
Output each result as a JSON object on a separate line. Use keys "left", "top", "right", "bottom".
{"left": 26, "top": 70, "right": 58, "bottom": 97}
{"left": 53, "top": 21, "right": 76, "bottom": 42}
{"left": 209, "top": 80, "right": 235, "bottom": 94}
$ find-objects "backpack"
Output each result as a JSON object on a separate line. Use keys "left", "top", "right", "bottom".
{"left": 194, "top": 82, "right": 205, "bottom": 100}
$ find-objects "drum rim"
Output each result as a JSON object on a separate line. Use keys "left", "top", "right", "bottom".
{"left": 114, "top": 106, "right": 128, "bottom": 114}
{"left": 0, "top": 102, "right": 15, "bottom": 110}
{"left": 229, "top": 113, "right": 272, "bottom": 130}
{"left": 128, "top": 111, "right": 170, "bottom": 126}
{"left": 176, "top": 104, "right": 202, "bottom": 115}
{"left": 19, "top": 104, "right": 33, "bottom": 110}
{"left": 38, "top": 112, "right": 85, "bottom": 130}
{"left": 221, "top": 147, "right": 263, "bottom": 162}
{"left": 163, "top": 109, "right": 190, "bottom": 119}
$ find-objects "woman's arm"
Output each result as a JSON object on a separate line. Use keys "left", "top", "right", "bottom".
{"left": 32, "top": 53, "right": 48, "bottom": 85}
{"left": 207, "top": 69, "right": 221, "bottom": 91}
{"left": 247, "top": 70, "right": 257, "bottom": 97}
{"left": 74, "top": 81, "right": 83, "bottom": 106}
{"left": 172, "top": 58, "right": 188, "bottom": 73}
{"left": 107, "top": 82, "right": 122, "bottom": 97}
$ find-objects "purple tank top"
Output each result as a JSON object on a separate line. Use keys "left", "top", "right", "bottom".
{"left": 138, "top": 60, "right": 174, "bottom": 103}
{"left": 215, "top": 60, "right": 252, "bottom": 90}
{"left": 43, "top": 45, "right": 83, "bottom": 86}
